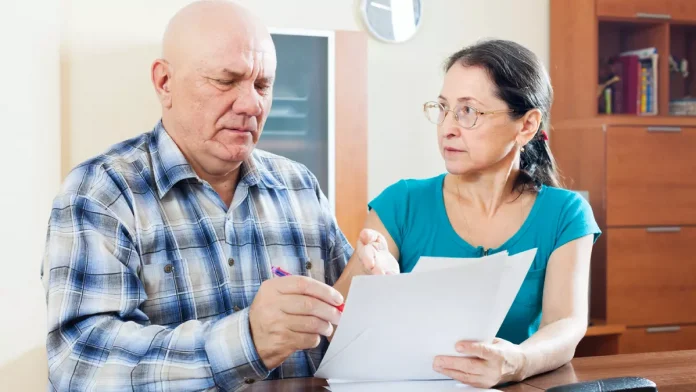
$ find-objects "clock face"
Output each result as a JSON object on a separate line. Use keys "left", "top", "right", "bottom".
{"left": 360, "top": 0, "right": 423, "bottom": 43}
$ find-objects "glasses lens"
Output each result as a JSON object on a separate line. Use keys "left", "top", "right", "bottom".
{"left": 424, "top": 102, "right": 444, "bottom": 124}
{"left": 456, "top": 105, "right": 477, "bottom": 128}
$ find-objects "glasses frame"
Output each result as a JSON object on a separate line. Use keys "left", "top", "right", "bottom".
{"left": 423, "top": 101, "right": 515, "bottom": 129}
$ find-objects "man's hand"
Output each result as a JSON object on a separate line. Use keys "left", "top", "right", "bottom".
{"left": 249, "top": 275, "right": 344, "bottom": 369}
{"left": 356, "top": 229, "right": 400, "bottom": 275}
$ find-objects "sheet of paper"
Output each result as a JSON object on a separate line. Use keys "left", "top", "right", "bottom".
{"left": 412, "top": 251, "right": 509, "bottom": 273}
{"left": 315, "top": 248, "right": 537, "bottom": 382}
{"left": 326, "top": 379, "right": 502, "bottom": 392}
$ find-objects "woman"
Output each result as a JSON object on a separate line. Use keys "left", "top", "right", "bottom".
{"left": 337, "top": 39, "right": 600, "bottom": 387}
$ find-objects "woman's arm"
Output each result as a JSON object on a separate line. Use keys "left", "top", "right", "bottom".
{"left": 433, "top": 234, "right": 594, "bottom": 387}
{"left": 516, "top": 233, "right": 593, "bottom": 379}
{"left": 333, "top": 210, "right": 401, "bottom": 300}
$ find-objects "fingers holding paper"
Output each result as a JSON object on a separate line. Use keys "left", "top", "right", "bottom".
{"left": 433, "top": 338, "right": 526, "bottom": 388}
{"left": 357, "top": 228, "right": 400, "bottom": 275}
{"left": 249, "top": 276, "right": 345, "bottom": 369}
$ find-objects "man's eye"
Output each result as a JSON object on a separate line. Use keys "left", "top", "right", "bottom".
{"left": 216, "top": 79, "right": 237, "bottom": 86}
{"left": 255, "top": 84, "right": 270, "bottom": 94}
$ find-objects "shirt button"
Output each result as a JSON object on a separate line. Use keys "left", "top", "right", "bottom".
{"left": 234, "top": 305, "right": 241, "bottom": 312}
{"left": 305, "top": 260, "right": 313, "bottom": 270}
{"left": 228, "top": 258, "right": 235, "bottom": 267}
{"left": 244, "top": 378, "right": 255, "bottom": 384}
{"left": 163, "top": 264, "right": 173, "bottom": 273}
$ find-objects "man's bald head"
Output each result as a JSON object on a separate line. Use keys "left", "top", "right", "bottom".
{"left": 162, "top": 0, "right": 274, "bottom": 68}
{"left": 151, "top": 0, "right": 278, "bottom": 182}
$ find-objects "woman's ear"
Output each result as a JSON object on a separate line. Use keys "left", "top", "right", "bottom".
{"left": 516, "top": 108, "right": 543, "bottom": 146}
{"left": 151, "top": 59, "right": 173, "bottom": 109}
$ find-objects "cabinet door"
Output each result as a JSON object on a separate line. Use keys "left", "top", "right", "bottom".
{"left": 259, "top": 33, "right": 331, "bottom": 197}
{"left": 606, "top": 126, "right": 696, "bottom": 226}
{"left": 259, "top": 31, "right": 368, "bottom": 246}
{"left": 606, "top": 227, "right": 696, "bottom": 326}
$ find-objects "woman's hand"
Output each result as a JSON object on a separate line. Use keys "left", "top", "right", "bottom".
{"left": 433, "top": 338, "right": 527, "bottom": 388}
{"left": 356, "top": 228, "right": 399, "bottom": 275}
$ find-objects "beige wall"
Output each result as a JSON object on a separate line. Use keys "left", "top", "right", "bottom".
{"left": 62, "top": 0, "right": 549, "bottom": 199}
{"left": 3, "top": 0, "right": 548, "bottom": 389}
{"left": 0, "top": 0, "right": 60, "bottom": 389}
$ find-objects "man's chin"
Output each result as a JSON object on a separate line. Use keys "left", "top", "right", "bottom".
{"left": 204, "top": 140, "right": 255, "bottom": 163}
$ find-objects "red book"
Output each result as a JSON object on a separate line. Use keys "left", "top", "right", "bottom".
{"left": 619, "top": 55, "right": 640, "bottom": 115}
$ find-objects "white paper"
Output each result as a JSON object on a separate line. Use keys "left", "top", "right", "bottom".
{"left": 412, "top": 251, "right": 509, "bottom": 273}
{"left": 326, "top": 379, "right": 501, "bottom": 392}
{"left": 315, "top": 248, "right": 537, "bottom": 383}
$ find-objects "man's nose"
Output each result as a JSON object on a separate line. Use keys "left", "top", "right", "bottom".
{"left": 233, "top": 84, "right": 264, "bottom": 117}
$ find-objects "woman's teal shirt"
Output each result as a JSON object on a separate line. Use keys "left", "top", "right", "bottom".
{"left": 368, "top": 174, "right": 601, "bottom": 344}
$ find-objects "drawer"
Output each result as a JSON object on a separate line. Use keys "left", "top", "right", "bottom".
{"left": 606, "top": 227, "right": 696, "bottom": 326}
{"left": 606, "top": 126, "right": 696, "bottom": 226}
{"left": 597, "top": 0, "right": 696, "bottom": 22}
{"left": 619, "top": 324, "right": 696, "bottom": 354}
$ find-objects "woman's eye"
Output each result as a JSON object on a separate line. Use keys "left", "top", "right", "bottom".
{"left": 461, "top": 106, "right": 475, "bottom": 115}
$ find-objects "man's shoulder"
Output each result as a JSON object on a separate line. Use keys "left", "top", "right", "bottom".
{"left": 60, "top": 132, "right": 153, "bottom": 200}
{"left": 251, "top": 149, "right": 317, "bottom": 190}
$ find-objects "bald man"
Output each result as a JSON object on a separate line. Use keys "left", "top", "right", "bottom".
{"left": 42, "top": 1, "right": 397, "bottom": 391}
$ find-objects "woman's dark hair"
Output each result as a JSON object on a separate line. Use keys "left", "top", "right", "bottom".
{"left": 444, "top": 39, "right": 561, "bottom": 192}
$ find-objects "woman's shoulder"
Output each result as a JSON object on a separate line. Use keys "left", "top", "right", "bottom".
{"left": 376, "top": 174, "right": 446, "bottom": 199}
{"left": 538, "top": 186, "right": 601, "bottom": 244}
{"left": 540, "top": 186, "right": 591, "bottom": 210}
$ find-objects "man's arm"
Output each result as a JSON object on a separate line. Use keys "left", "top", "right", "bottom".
{"left": 42, "top": 193, "right": 269, "bottom": 392}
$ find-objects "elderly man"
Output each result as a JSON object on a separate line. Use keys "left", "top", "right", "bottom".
{"left": 42, "top": 1, "right": 397, "bottom": 391}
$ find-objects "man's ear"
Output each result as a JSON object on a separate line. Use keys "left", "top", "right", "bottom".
{"left": 151, "top": 59, "right": 173, "bottom": 108}
{"left": 516, "top": 108, "right": 543, "bottom": 146}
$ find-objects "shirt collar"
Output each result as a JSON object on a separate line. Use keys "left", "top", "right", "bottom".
{"left": 150, "top": 121, "right": 285, "bottom": 198}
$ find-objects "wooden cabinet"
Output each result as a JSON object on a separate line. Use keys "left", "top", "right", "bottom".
{"left": 620, "top": 325, "right": 696, "bottom": 354}
{"left": 552, "top": 0, "right": 696, "bottom": 355}
{"left": 597, "top": 0, "right": 696, "bottom": 22}
{"left": 552, "top": 122, "right": 696, "bottom": 354}
{"left": 606, "top": 227, "right": 696, "bottom": 326}
{"left": 606, "top": 126, "right": 696, "bottom": 226}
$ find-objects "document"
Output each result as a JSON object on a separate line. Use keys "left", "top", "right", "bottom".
{"left": 326, "top": 379, "right": 501, "bottom": 391}
{"left": 315, "top": 248, "right": 537, "bottom": 388}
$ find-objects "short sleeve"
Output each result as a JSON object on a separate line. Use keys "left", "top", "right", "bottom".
{"left": 368, "top": 180, "right": 409, "bottom": 248}
{"left": 554, "top": 192, "right": 602, "bottom": 251}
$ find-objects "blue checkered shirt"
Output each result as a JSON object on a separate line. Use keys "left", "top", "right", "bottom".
{"left": 41, "top": 121, "right": 352, "bottom": 391}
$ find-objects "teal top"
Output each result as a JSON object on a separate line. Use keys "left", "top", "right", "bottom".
{"left": 368, "top": 174, "right": 601, "bottom": 344}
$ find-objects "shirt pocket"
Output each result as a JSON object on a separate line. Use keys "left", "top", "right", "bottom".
{"left": 304, "top": 248, "right": 326, "bottom": 284}
{"left": 140, "top": 257, "right": 228, "bottom": 324}
{"left": 140, "top": 259, "right": 182, "bottom": 326}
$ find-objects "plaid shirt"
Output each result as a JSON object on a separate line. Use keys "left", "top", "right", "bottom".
{"left": 41, "top": 121, "right": 352, "bottom": 391}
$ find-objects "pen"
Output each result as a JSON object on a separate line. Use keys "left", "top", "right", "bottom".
{"left": 271, "top": 265, "right": 345, "bottom": 312}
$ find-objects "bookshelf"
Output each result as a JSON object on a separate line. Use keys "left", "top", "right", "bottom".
{"left": 551, "top": 0, "right": 696, "bottom": 124}
{"left": 550, "top": 0, "right": 696, "bottom": 356}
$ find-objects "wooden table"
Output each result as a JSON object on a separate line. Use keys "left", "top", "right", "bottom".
{"left": 249, "top": 350, "right": 696, "bottom": 391}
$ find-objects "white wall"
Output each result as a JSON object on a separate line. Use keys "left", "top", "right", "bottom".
{"left": 2, "top": 0, "right": 548, "bottom": 389}
{"left": 62, "top": 0, "right": 549, "bottom": 199}
{"left": 0, "top": 0, "right": 61, "bottom": 390}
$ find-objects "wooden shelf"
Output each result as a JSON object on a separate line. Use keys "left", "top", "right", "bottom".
{"left": 553, "top": 115, "right": 696, "bottom": 129}
{"left": 586, "top": 322, "right": 627, "bottom": 337}
{"left": 576, "top": 320, "right": 626, "bottom": 357}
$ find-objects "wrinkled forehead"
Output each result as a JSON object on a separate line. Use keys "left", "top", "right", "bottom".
{"left": 194, "top": 31, "right": 277, "bottom": 78}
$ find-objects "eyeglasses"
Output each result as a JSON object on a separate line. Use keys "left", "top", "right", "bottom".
{"left": 423, "top": 101, "right": 514, "bottom": 129}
